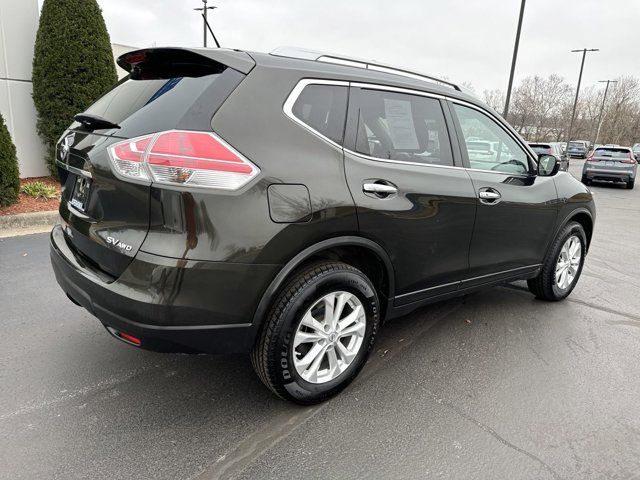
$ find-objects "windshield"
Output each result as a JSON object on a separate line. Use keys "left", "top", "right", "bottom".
{"left": 569, "top": 142, "right": 585, "bottom": 148}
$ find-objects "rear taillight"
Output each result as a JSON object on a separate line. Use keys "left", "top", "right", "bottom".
{"left": 108, "top": 130, "right": 259, "bottom": 190}
{"left": 587, "top": 153, "right": 597, "bottom": 162}
{"left": 622, "top": 152, "right": 637, "bottom": 164}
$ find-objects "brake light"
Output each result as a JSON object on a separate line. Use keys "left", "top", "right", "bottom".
{"left": 622, "top": 152, "right": 637, "bottom": 164}
{"left": 108, "top": 130, "right": 259, "bottom": 190}
{"left": 587, "top": 153, "right": 597, "bottom": 162}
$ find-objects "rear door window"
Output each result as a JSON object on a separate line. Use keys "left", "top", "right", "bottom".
{"left": 354, "top": 89, "right": 454, "bottom": 166}
{"left": 291, "top": 84, "right": 348, "bottom": 144}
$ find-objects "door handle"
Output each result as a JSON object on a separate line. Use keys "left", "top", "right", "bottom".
{"left": 363, "top": 182, "right": 398, "bottom": 197}
{"left": 478, "top": 188, "right": 501, "bottom": 204}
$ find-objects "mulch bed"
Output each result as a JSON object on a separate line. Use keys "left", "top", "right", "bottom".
{"left": 0, "top": 177, "right": 61, "bottom": 216}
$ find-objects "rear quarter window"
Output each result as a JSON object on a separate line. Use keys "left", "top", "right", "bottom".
{"left": 291, "top": 84, "right": 348, "bottom": 144}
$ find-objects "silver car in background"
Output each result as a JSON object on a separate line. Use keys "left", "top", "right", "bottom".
{"left": 632, "top": 143, "right": 640, "bottom": 160}
{"left": 528, "top": 142, "right": 569, "bottom": 171}
{"left": 581, "top": 146, "right": 637, "bottom": 189}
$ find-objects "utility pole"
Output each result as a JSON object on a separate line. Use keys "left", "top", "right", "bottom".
{"left": 194, "top": 0, "right": 216, "bottom": 48}
{"left": 503, "top": 0, "right": 526, "bottom": 119}
{"left": 593, "top": 79, "right": 617, "bottom": 146}
{"left": 565, "top": 48, "right": 599, "bottom": 144}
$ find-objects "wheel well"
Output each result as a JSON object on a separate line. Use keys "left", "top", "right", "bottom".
{"left": 569, "top": 212, "right": 593, "bottom": 249}
{"left": 304, "top": 245, "right": 392, "bottom": 320}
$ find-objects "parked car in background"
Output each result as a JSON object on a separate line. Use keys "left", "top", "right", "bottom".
{"left": 567, "top": 140, "right": 592, "bottom": 158}
{"left": 631, "top": 143, "right": 640, "bottom": 159}
{"left": 466, "top": 140, "right": 496, "bottom": 162}
{"left": 50, "top": 46, "right": 596, "bottom": 404}
{"left": 582, "top": 146, "right": 637, "bottom": 189}
{"left": 528, "top": 142, "right": 569, "bottom": 171}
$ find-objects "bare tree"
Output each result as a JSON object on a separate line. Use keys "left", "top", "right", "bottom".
{"left": 483, "top": 89, "right": 505, "bottom": 112}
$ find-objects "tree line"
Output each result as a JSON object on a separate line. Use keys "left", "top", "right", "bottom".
{"left": 483, "top": 75, "right": 640, "bottom": 146}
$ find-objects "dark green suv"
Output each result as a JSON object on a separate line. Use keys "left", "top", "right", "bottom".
{"left": 50, "top": 46, "right": 596, "bottom": 404}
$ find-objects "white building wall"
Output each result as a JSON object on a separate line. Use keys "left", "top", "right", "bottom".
{"left": 0, "top": 0, "right": 48, "bottom": 178}
{"left": 112, "top": 43, "right": 138, "bottom": 79}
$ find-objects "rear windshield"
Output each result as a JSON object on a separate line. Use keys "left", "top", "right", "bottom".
{"left": 594, "top": 148, "right": 630, "bottom": 158}
{"left": 529, "top": 144, "right": 552, "bottom": 152}
{"left": 83, "top": 74, "right": 221, "bottom": 126}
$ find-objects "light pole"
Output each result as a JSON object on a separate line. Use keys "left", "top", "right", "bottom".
{"left": 194, "top": 0, "right": 216, "bottom": 48}
{"left": 565, "top": 48, "right": 599, "bottom": 144}
{"left": 593, "top": 79, "right": 618, "bottom": 146}
{"left": 503, "top": 0, "right": 526, "bottom": 119}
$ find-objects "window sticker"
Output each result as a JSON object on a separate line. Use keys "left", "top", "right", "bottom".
{"left": 383, "top": 99, "right": 419, "bottom": 150}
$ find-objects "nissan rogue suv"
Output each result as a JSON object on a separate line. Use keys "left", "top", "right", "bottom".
{"left": 50, "top": 47, "right": 596, "bottom": 404}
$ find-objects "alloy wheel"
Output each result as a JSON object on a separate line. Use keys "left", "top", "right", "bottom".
{"left": 555, "top": 235, "right": 582, "bottom": 290}
{"left": 293, "top": 291, "right": 366, "bottom": 384}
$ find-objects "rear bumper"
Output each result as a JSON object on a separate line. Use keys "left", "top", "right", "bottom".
{"left": 584, "top": 169, "right": 634, "bottom": 182}
{"left": 50, "top": 224, "right": 280, "bottom": 353}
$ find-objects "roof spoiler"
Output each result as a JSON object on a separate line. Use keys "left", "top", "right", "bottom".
{"left": 117, "top": 47, "right": 255, "bottom": 79}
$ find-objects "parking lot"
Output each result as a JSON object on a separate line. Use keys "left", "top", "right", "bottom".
{"left": 1, "top": 158, "right": 639, "bottom": 480}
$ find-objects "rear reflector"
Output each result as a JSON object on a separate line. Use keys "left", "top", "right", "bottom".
{"left": 108, "top": 130, "right": 259, "bottom": 190}
{"left": 118, "top": 332, "right": 142, "bottom": 346}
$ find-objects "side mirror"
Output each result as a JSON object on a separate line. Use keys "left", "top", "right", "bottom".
{"left": 538, "top": 154, "right": 559, "bottom": 176}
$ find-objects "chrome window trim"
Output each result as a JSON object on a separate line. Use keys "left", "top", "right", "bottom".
{"left": 282, "top": 78, "right": 349, "bottom": 152}
{"left": 283, "top": 79, "right": 536, "bottom": 176}
{"left": 350, "top": 82, "right": 445, "bottom": 100}
{"left": 346, "top": 149, "right": 463, "bottom": 172}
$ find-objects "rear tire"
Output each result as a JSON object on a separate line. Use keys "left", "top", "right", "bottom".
{"left": 581, "top": 175, "right": 591, "bottom": 186}
{"left": 627, "top": 179, "right": 635, "bottom": 189}
{"left": 528, "top": 221, "right": 587, "bottom": 301}
{"left": 251, "top": 261, "right": 380, "bottom": 404}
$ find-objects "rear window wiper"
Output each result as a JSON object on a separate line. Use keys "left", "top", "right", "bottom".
{"left": 73, "top": 113, "right": 121, "bottom": 131}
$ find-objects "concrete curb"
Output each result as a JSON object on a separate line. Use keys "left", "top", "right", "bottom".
{"left": 0, "top": 211, "right": 58, "bottom": 238}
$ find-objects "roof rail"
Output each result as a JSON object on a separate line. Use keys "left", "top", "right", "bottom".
{"left": 270, "top": 46, "right": 461, "bottom": 92}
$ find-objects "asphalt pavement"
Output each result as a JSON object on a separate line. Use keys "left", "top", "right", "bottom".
{"left": 1, "top": 160, "right": 639, "bottom": 479}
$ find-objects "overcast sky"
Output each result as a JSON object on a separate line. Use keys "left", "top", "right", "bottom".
{"left": 54, "top": 0, "right": 640, "bottom": 95}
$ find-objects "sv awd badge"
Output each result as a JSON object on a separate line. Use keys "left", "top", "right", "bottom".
{"left": 106, "top": 236, "right": 133, "bottom": 251}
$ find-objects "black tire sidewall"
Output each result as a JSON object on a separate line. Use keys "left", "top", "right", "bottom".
{"left": 271, "top": 269, "right": 379, "bottom": 404}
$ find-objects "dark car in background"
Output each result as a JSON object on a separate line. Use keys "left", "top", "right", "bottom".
{"left": 50, "top": 46, "right": 596, "bottom": 404}
{"left": 582, "top": 146, "right": 637, "bottom": 189}
{"left": 528, "top": 142, "right": 569, "bottom": 171}
{"left": 567, "top": 140, "right": 592, "bottom": 159}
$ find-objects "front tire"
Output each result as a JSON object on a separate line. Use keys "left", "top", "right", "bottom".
{"left": 251, "top": 261, "right": 380, "bottom": 404}
{"left": 528, "top": 221, "right": 587, "bottom": 301}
